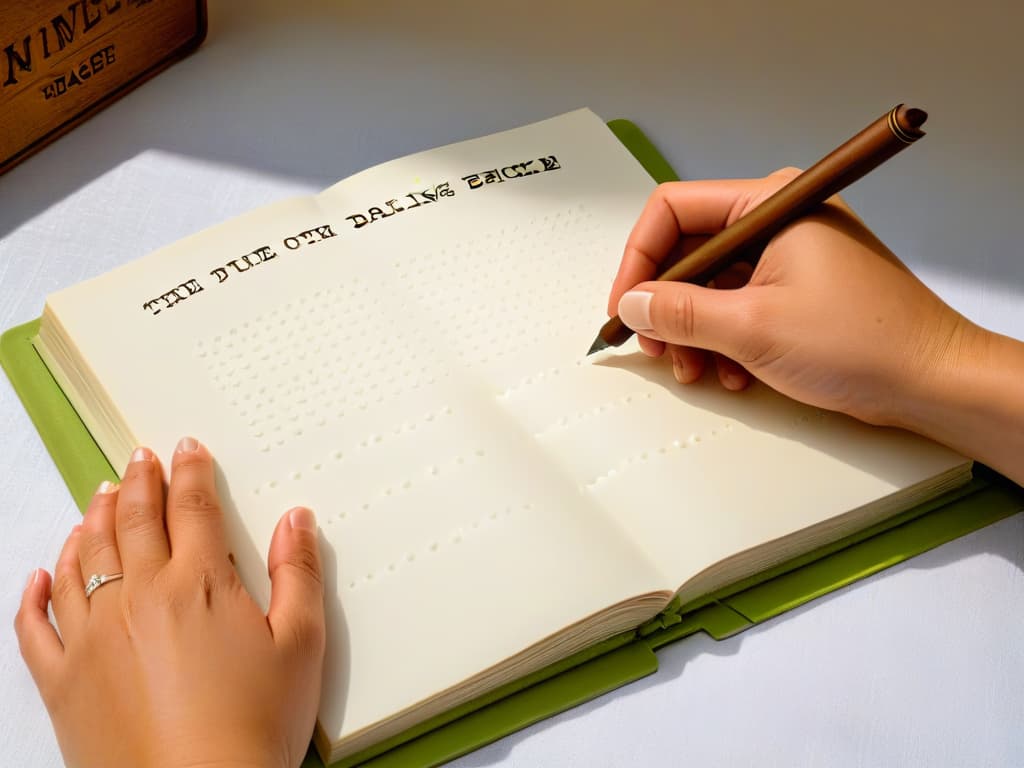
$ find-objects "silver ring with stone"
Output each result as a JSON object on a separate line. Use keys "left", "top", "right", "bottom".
{"left": 84, "top": 573, "right": 124, "bottom": 598}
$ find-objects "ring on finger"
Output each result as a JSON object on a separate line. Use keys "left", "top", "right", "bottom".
{"left": 84, "top": 572, "right": 124, "bottom": 598}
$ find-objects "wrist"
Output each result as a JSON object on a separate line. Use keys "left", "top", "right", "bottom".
{"left": 890, "top": 321, "right": 1024, "bottom": 484}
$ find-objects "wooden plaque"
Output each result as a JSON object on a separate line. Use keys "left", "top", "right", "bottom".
{"left": 0, "top": 0, "right": 208, "bottom": 175}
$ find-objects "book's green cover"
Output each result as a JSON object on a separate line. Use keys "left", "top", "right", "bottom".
{"left": 2, "top": 119, "right": 1021, "bottom": 768}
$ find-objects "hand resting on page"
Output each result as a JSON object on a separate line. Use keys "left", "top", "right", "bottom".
{"left": 15, "top": 439, "right": 326, "bottom": 768}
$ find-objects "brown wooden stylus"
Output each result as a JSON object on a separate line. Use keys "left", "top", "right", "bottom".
{"left": 587, "top": 104, "right": 928, "bottom": 355}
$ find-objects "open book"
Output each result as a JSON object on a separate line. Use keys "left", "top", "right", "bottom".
{"left": 31, "top": 110, "right": 970, "bottom": 764}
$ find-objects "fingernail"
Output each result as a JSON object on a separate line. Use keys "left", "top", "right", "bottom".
{"left": 97, "top": 480, "right": 118, "bottom": 494}
{"left": 671, "top": 352, "right": 687, "bottom": 384}
{"left": 724, "top": 372, "right": 745, "bottom": 390}
{"left": 25, "top": 569, "right": 37, "bottom": 590}
{"left": 289, "top": 507, "right": 316, "bottom": 531}
{"left": 131, "top": 446, "right": 153, "bottom": 463}
{"left": 176, "top": 436, "right": 199, "bottom": 453}
{"left": 618, "top": 291, "right": 654, "bottom": 331}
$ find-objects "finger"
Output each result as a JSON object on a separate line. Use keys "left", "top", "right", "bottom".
{"left": 608, "top": 176, "right": 793, "bottom": 314}
{"left": 79, "top": 481, "right": 124, "bottom": 603}
{"left": 669, "top": 345, "right": 707, "bottom": 384}
{"left": 709, "top": 261, "right": 754, "bottom": 291}
{"left": 618, "top": 282, "right": 752, "bottom": 360}
{"left": 267, "top": 507, "right": 325, "bottom": 660}
{"left": 50, "top": 525, "right": 87, "bottom": 638}
{"left": 714, "top": 354, "right": 752, "bottom": 391}
{"left": 116, "top": 446, "right": 170, "bottom": 580}
{"left": 637, "top": 335, "right": 665, "bottom": 357}
{"left": 15, "top": 569, "right": 64, "bottom": 700}
{"left": 166, "top": 437, "right": 228, "bottom": 564}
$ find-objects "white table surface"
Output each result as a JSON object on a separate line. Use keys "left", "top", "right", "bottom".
{"left": 2, "top": 2, "right": 1022, "bottom": 766}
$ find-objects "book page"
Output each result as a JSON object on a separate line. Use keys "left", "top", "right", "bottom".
{"left": 41, "top": 110, "right": 674, "bottom": 749}
{"left": 510, "top": 350, "right": 968, "bottom": 593}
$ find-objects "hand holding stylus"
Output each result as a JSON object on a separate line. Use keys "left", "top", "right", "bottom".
{"left": 604, "top": 168, "right": 1024, "bottom": 486}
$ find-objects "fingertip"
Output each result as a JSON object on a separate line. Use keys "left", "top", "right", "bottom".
{"left": 269, "top": 508, "right": 321, "bottom": 578}
{"left": 171, "top": 436, "right": 210, "bottom": 468}
{"left": 175, "top": 435, "right": 199, "bottom": 454}
{"left": 722, "top": 372, "right": 749, "bottom": 391}
{"left": 670, "top": 346, "right": 706, "bottom": 384}
{"left": 22, "top": 568, "right": 43, "bottom": 599}
{"left": 288, "top": 506, "right": 317, "bottom": 532}
{"left": 716, "top": 355, "right": 751, "bottom": 391}
{"left": 85, "top": 480, "right": 118, "bottom": 520}
{"left": 123, "top": 445, "right": 162, "bottom": 486}
{"left": 15, "top": 568, "right": 62, "bottom": 678}
{"left": 168, "top": 436, "right": 214, "bottom": 483}
{"left": 617, "top": 290, "right": 654, "bottom": 332}
{"left": 31, "top": 569, "right": 54, "bottom": 613}
{"left": 96, "top": 479, "right": 119, "bottom": 496}
{"left": 130, "top": 445, "right": 155, "bottom": 464}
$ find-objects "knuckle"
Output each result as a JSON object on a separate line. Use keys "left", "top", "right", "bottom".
{"left": 51, "top": 571, "right": 79, "bottom": 607}
{"left": 284, "top": 611, "right": 326, "bottom": 659}
{"left": 81, "top": 528, "right": 117, "bottom": 565}
{"left": 284, "top": 546, "right": 324, "bottom": 590}
{"left": 12, "top": 605, "right": 28, "bottom": 638}
{"left": 172, "top": 453, "right": 212, "bottom": 478}
{"left": 196, "top": 564, "right": 219, "bottom": 607}
{"left": 770, "top": 165, "right": 803, "bottom": 180}
{"left": 731, "top": 299, "right": 772, "bottom": 364}
{"left": 146, "top": 575, "right": 187, "bottom": 615}
{"left": 653, "top": 180, "right": 679, "bottom": 198}
{"left": 121, "top": 500, "right": 160, "bottom": 531}
{"left": 666, "top": 290, "right": 696, "bottom": 342}
{"left": 173, "top": 488, "right": 221, "bottom": 518}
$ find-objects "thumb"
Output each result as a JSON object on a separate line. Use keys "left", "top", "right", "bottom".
{"left": 267, "top": 507, "right": 326, "bottom": 659}
{"left": 618, "top": 281, "right": 749, "bottom": 357}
